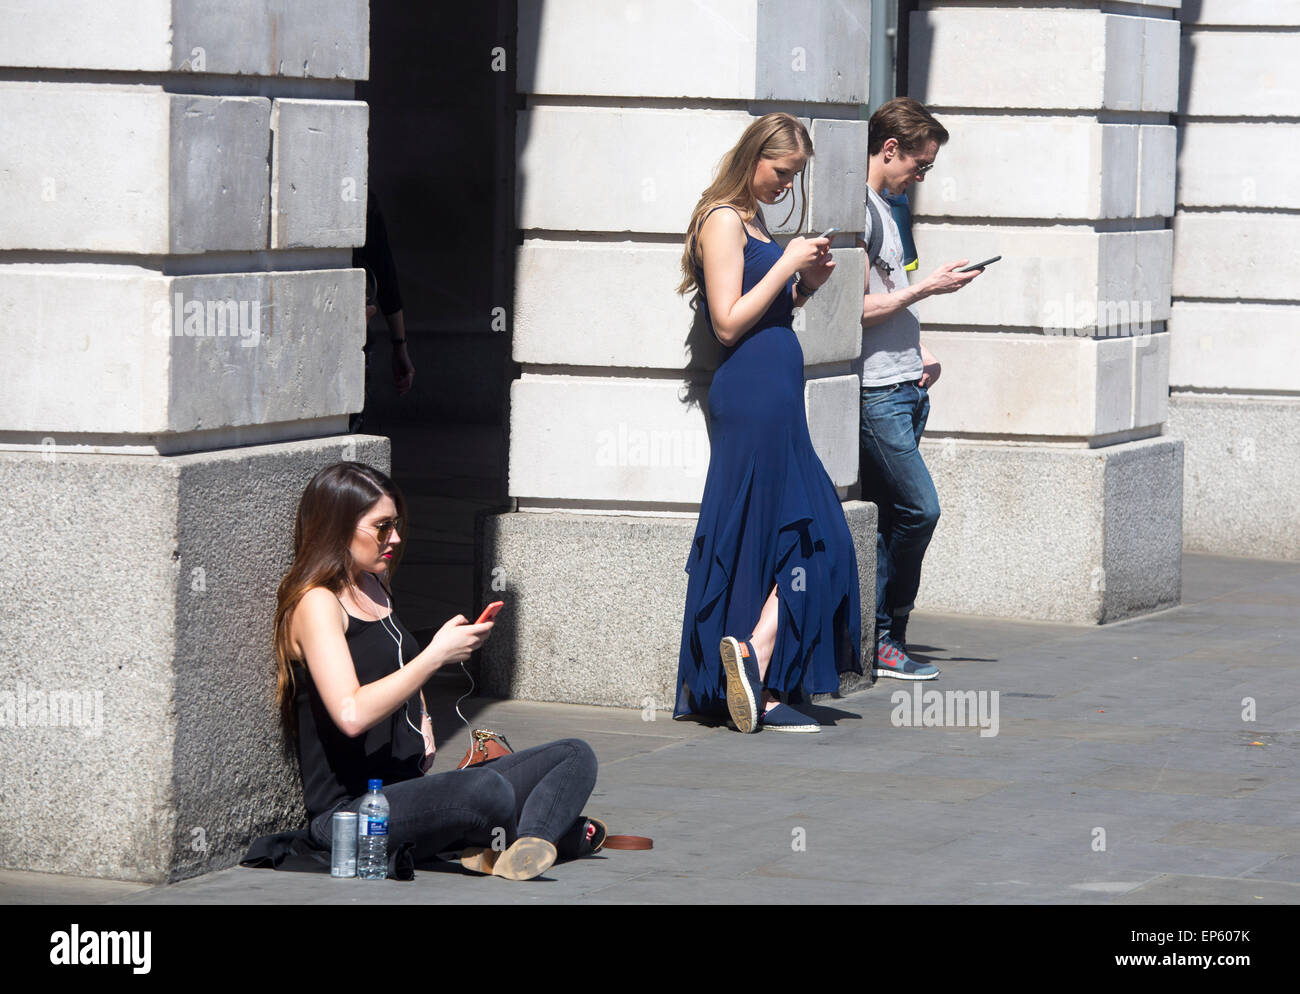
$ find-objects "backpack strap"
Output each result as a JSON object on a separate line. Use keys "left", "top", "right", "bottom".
{"left": 864, "top": 192, "right": 885, "bottom": 271}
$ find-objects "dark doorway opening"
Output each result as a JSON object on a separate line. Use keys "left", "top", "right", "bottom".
{"left": 358, "top": 2, "right": 519, "bottom": 642}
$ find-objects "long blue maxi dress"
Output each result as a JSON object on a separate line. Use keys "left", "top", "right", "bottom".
{"left": 674, "top": 207, "right": 862, "bottom": 718}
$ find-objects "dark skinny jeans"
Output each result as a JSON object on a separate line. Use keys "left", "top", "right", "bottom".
{"left": 308, "top": 739, "right": 598, "bottom": 865}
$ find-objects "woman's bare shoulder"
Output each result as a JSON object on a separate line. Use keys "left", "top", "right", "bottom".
{"left": 291, "top": 586, "right": 347, "bottom": 630}
{"left": 287, "top": 586, "right": 347, "bottom": 663}
{"left": 697, "top": 204, "right": 747, "bottom": 258}
{"left": 699, "top": 203, "right": 745, "bottom": 233}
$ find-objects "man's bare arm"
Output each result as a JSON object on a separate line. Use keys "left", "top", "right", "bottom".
{"left": 859, "top": 237, "right": 981, "bottom": 327}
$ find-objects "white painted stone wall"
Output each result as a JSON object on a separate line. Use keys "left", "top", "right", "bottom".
{"left": 900, "top": 2, "right": 1185, "bottom": 619}
{"left": 910, "top": 10, "right": 1179, "bottom": 113}
{"left": 519, "top": 0, "right": 870, "bottom": 103}
{"left": 910, "top": 225, "right": 1172, "bottom": 332}
{"left": 921, "top": 331, "right": 1169, "bottom": 439}
{"left": 0, "top": 0, "right": 369, "bottom": 76}
{"left": 511, "top": 0, "right": 872, "bottom": 508}
{"left": 513, "top": 241, "right": 863, "bottom": 370}
{"left": 907, "top": 3, "right": 1179, "bottom": 443}
{"left": 270, "top": 100, "right": 369, "bottom": 249}
{"left": 1169, "top": 304, "right": 1300, "bottom": 393}
{"left": 910, "top": 116, "right": 1175, "bottom": 220}
{"left": 0, "top": 267, "right": 364, "bottom": 434}
{"left": 0, "top": 1, "right": 372, "bottom": 880}
{"left": 0, "top": 29, "right": 370, "bottom": 450}
{"left": 1169, "top": 3, "right": 1300, "bottom": 558}
{"left": 2, "top": 85, "right": 260, "bottom": 254}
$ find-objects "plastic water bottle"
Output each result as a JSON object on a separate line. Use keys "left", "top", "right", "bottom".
{"left": 356, "top": 779, "right": 389, "bottom": 880}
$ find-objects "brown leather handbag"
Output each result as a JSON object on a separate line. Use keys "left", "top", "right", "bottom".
{"left": 456, "top": 728, "right": 513, "bottom": 769}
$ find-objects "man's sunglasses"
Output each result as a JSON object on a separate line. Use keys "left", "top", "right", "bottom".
{"left": 892, "top": 139, "right": 935, "bottom": 175}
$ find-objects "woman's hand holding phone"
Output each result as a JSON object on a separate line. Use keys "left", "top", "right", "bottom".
{"left": 790, "top": 231, "right": 837, "bottom": 292}
{"left": 427, "top": 609, "right": 496, "bottom": 669}
{"left": 781, "top": 235, "right": 830, "bottom": 277}
{"left": 803, "top": 242, "right": 837, "bottom": 291}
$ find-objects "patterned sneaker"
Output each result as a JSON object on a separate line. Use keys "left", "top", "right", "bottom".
{"left": 719, "top": 636, "right": 763, "bottom": 733}
{"left": 759, "top": 702, "right": 821, "bottom": 733}
{"left": 873, "top": 633, "right": 939, "bottom": 681}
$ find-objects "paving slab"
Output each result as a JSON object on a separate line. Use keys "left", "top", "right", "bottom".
{"left": 4, "top": 553, "right": 1298, "bottom": 905}
{"left": 1242, "top": 854, "right": 1300, "bottom": 884}
{"left": 0, "top": 868, "right": 150, "bottom": 905}
{"left": 1115, "top": 874, "right": 1300, "bottom": 905}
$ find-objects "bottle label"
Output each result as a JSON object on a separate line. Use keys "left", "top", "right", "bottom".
{"left": 363, "top": 816, "right": 388, "bottom": 837}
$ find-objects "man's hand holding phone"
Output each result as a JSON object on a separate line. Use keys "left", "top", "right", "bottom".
{"left": 923, "top": 259, "right": 984, "bottom": 296}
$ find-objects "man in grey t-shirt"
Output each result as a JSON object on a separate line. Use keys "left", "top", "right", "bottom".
{"left": 858, "top": 98, "right": 981, "bottom": 680}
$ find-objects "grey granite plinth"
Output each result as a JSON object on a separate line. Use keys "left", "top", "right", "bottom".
{"left": 1168, "top": 393, "right": 1300, "bottom": 561}
{"left": 916, "top": 435, "right": 1183, "bottom": 624}
{"left": 0, "top": 434, "right": 389, "bottom": 882}
{"left": 477, "top": 501, "right": 877, "bottom": 708}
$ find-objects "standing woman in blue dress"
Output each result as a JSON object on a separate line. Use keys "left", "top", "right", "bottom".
{"left": 674, "top": 113, "right": 863, "bottom": 734}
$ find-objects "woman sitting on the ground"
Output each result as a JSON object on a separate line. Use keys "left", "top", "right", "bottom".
{"left": 272, "top": 461, "right": 599, "bottom": 880}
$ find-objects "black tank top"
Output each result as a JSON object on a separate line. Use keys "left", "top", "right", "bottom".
{"left": 292, "top": 603, "right": 425, "bottom": 823}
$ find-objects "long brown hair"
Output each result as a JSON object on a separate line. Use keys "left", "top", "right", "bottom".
{"left": 273, "top": 462, "right": 408, "bottom": 733}
{"left": 677, "top": 112, "right": 813, "bottom": 295}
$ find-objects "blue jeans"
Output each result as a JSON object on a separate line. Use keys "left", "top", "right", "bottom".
{"left": 859, "top": 381, "right": 941, "bottom": 643}
{"left": 308, "top": 739, "right": 598, "bottom": 864}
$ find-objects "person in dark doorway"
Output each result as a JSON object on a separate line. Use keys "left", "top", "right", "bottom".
{"left": 351, "top": 191, "right": 414, "bottom": 432}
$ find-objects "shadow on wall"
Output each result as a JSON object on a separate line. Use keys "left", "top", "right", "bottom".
{"left": 468, "top": 0, "right": 535, "bottom": 695}
{"left": 1175, "top": 2, "right": 1200, "bottom": 176}
{"left": 360, "top": 0, "right": 519, "bottom": 429}
{"left": 351, "top": 1, "right": 525, "bottom": 660}
{"left": 681, "top": 300, "right": 721, "bottom": 430}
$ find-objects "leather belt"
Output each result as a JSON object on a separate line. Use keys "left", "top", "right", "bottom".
{"left": 603, "top": 834, "right": 653, "bottom": 851}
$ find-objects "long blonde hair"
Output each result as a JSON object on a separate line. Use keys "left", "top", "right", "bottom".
{"left": 677, "top": 113, "right": 813, "bottom": 295}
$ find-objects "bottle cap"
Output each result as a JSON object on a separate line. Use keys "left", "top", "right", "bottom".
{"left": 368, "top": 779, "right": 382, "bottom": 791}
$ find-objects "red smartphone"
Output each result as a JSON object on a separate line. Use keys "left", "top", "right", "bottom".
{"left": 474, "top": 601, "right": 504, "bottom": 624}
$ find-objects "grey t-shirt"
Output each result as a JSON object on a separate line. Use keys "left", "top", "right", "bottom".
{"left": 860, "top": 185, "right": 923, "bottom": 387}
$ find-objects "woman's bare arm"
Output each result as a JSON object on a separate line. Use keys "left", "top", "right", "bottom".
{"left": 290, "top": 587, "right": 490, "bottom": 739}
{"left": 698, "top": 209, "right": 825, "bottom": 346}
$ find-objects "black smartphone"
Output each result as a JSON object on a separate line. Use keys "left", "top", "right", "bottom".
{"left": 958, "top": 256, "right": 1001, "bottom": 272}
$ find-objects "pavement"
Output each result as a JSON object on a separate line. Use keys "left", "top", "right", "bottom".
{"left": 3, "top": 552, "right": 1298, "bottom": 905}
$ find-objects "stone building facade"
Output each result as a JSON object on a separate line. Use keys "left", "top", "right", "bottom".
{"left": 0, "top": 0, "right": 1294, "bottom": 882}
